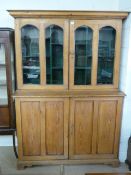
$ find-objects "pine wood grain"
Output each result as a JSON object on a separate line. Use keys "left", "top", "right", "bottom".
{"left": 70, "top": 99, "right": 94, "bottom": 158}
{"left": 97, "top": 101, "right": 117, "bottom": 154}
{"left": 8, "top": 10, "right": 128, "bottom": 19}
{"left": 21, "top": 101, "right": 41, "bottom": 156}
{"left": 45, "top": 101, "right": 64, "bottom": 155}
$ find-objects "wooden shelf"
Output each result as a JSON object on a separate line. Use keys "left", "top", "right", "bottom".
{"left": 75, "top": 67, "right": 91, "bottom": 70}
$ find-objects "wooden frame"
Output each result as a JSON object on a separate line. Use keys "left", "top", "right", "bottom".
{"left": 12, "top": 11, "right": 126, "bottom": 91}
{"left": 15, "top": 19, "right": 69, "bottom": 90}
{"left": 69, "top": 20, "right": 122, "bottom": 90}
{"left": 0, "top": 29, "right": 15, "bottom": 134}
{"left": 9, "top": 10, "right": 128, "bottom": 168}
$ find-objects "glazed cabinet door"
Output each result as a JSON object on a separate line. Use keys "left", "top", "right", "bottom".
{"left": 15, "top": 98, "right": 69, "bottom": 160}
{"left": 69, "top": 98, "right": 94, "bottom": 159}
{"left": 15, "top": 19, "right": 69, "bottom": 90}
{"left": 69, "top": 20, "right": 122, "bottom": 90}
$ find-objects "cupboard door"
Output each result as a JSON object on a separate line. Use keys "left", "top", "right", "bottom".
{"left": 96, "top": 100, "right": 118, "bottom": 154}
{"left": 69, "top": 20, "right": 95, "bottom": 90}
{"left": 40, "top": 98, "right": 69, "bottom": 159}
{"left": 69, "top": 98, "right": 94, "bottom": 159}
{"left": 16, "top": 98, "right": 69, "bottom": 160}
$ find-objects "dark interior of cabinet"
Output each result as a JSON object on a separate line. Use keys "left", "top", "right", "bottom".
{"left": 46, "top": 25, "right": 63, "bottom": 85}
{"left": 97, "top": 26, "right": 116, "bottom": 85}
{"left": 74, "top": 26, "right": 92, "bottom": 85}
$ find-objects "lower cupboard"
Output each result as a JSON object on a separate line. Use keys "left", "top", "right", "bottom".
{"left": 15, "top": 96, "right": 123, "bottom": 168}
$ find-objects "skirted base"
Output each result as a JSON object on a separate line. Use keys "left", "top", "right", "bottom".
{"left": 17, "top": 159, "right": 120, "bottom": 170}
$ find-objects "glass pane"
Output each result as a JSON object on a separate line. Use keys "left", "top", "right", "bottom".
{"left": 21, "top": 25, "right": 40, "bottom": 84}
{"left": 74, "top": 26, "right": 93, "bottom": 85}
{"left": 45, "top": 25, "right": 63, "bottom": 85}
{"left": 10, "top": 41, "right": 15, "bottom": 93}
{"left": 0, "top": 43, "right": 8, "bottom": 105}
{"left": 97, "top": 26, "right": 116, "bottom": 84}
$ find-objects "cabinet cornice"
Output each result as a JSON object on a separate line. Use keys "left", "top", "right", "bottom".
{"left": 8, "top": 10, "right": 128, "bottom": 20}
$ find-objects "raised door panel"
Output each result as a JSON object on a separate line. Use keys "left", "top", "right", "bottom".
{"left": 70, "top": 98, "right": 94, "bottom": 159}
{"left": 40, "top": 98, "right": 69, "bottom": 159}
{"left": 21, "top": 101, "right": 41, "bottom": 156}
{"left": 97, "top": 100, "right": 117, "bottom": 154}
{"left": 45, "top": 101, "right": 64, "bottom": 155}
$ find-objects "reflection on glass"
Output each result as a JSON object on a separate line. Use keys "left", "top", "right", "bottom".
{"left": 97, "top": 26, "right": 116, "bottom": 84}
{"left": 0, "top": 44, "right": 8, "bottom": 105}
{"left": 10, "top": 42, "right": 15, "bottom": 93}
{"left": 74, "top": 26, "right": 93, "bottom": 85}
{"left": 21, "top": 25, "right": 40, "bottom": 84}
{"left": 45, "top": 25, "right": 63, "bottom": 85}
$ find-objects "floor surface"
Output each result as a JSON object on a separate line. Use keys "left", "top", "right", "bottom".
{"left": 0, "top": 147, "right": 130, "bottom": 175}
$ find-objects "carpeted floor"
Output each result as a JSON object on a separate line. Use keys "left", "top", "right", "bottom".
{"left": 0, "top": 147, "right": 130, "bottom": 175}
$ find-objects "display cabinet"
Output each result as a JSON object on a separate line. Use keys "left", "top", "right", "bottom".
{"left": 9, "top": 10, "right": 128, "bottom": 169}
{"left": 0, "top": 28, "right": 15, "bottom": 133}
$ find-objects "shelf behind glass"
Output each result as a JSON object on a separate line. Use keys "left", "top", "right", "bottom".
{"left": 75, "top": 66, "right": 91, "bottom": 70}
{"left": 0, "top": 78, "right": 7, "bottom": 85}
{"left": 75, "top": 69, "right": 91, "bottom": 85}
{"left": 0, "top": 85, "right": 8, "bottom": 105}
{"left": 47, "top": 69, "right": 63, "bottom": 85}
{"left": 97, "top": 26, "right": 116, "bottom": 85}
{"left": 21, "top": 25, "right": 40, "bottom": 85}
{"left": 0, "top": 43, "right": 6, "bottom": 65}
{"left": 46, "top": 25, "right": 64, "bottom": 85}
{"left": 74, "top": 26, "right": 92, "bottom": 85}
{"left": 0, "top": 98, "right": 8, "bottom": 105}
